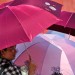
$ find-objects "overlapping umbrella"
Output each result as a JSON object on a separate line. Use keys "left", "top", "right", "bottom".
{"left": 0, "top": 4, "right": 60, "bottom": 50}
{"left": 14, "top": 33, "right": 75, "bottom": 75}
{"left": 57, "top": 11, "right": 75, "bottom": 29}
{"left": 48, "top": 11, "right": 75, "bottom": 36}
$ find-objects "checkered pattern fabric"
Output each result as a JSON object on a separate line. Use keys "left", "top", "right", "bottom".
{"left": 0, "top": 58, "right": 22, "bottom": 75}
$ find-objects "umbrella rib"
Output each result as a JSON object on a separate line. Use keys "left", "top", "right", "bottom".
{"left": 40, "top": 44, "right": 50, "bottom": 75}
{"left": 65, "top": 13, "right": 73, "bottom": 27}
{"left": 14, "top": 42, "right": 41, "bottom": 62}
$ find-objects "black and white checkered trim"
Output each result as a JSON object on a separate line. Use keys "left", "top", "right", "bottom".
{"left": 0, "top": 58, "right": 22, "bottom": 75}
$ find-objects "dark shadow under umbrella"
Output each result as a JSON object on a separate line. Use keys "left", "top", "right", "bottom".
{"left": 48, "top": 24, "right": 75, "bottom": 36}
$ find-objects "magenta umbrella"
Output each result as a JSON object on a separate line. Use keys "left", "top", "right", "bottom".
{"left": 14, "top": 34, "right": 75, "bottom": 75}
{"left": 56, "top": 11, "right": 75, "bottom": 29}
{"left": 0, "top": 4, "right": 59, "bottom": 50}
{"left": 48, "top": 11, "right": 75, "bottom": 36}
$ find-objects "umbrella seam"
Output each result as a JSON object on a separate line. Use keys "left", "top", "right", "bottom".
{"left": 65, "top": 13, "right": 73, "bottom": 27}
{"left": 14, "top": 42, "right": 41, "bottom": 62}
{"left": 40, "top": 44, "right": 50, "bottom": 75}
{"left": 7, "top": 6, "right": 31, "bottom": 41}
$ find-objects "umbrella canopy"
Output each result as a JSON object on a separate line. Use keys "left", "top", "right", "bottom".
{"left": 14, "top": 34, "right": 75, "bottom": 75}
{"left": 48, "top": 11, "right": 75, "bottom": 36}
{"left": 56, "top": 11, "right": 75, "bottom": 29}
{"left": 0, "top": 4, "right": 59, "bottom": 50}
{"left": 52, "top": 0, "right": 75, "bottom": 12}
{"left": 9, "top": 0, "right": 62, "bottom": 17}
{"left": 50, "top": 36, "right": 75, "bottom": 75}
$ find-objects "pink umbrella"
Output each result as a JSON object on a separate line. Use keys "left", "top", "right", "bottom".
{"left": 14, "top": 34, "right": 75, "bottom": 75}
{"left": 0, "top": 4, "right": 59, "bottom": 50}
